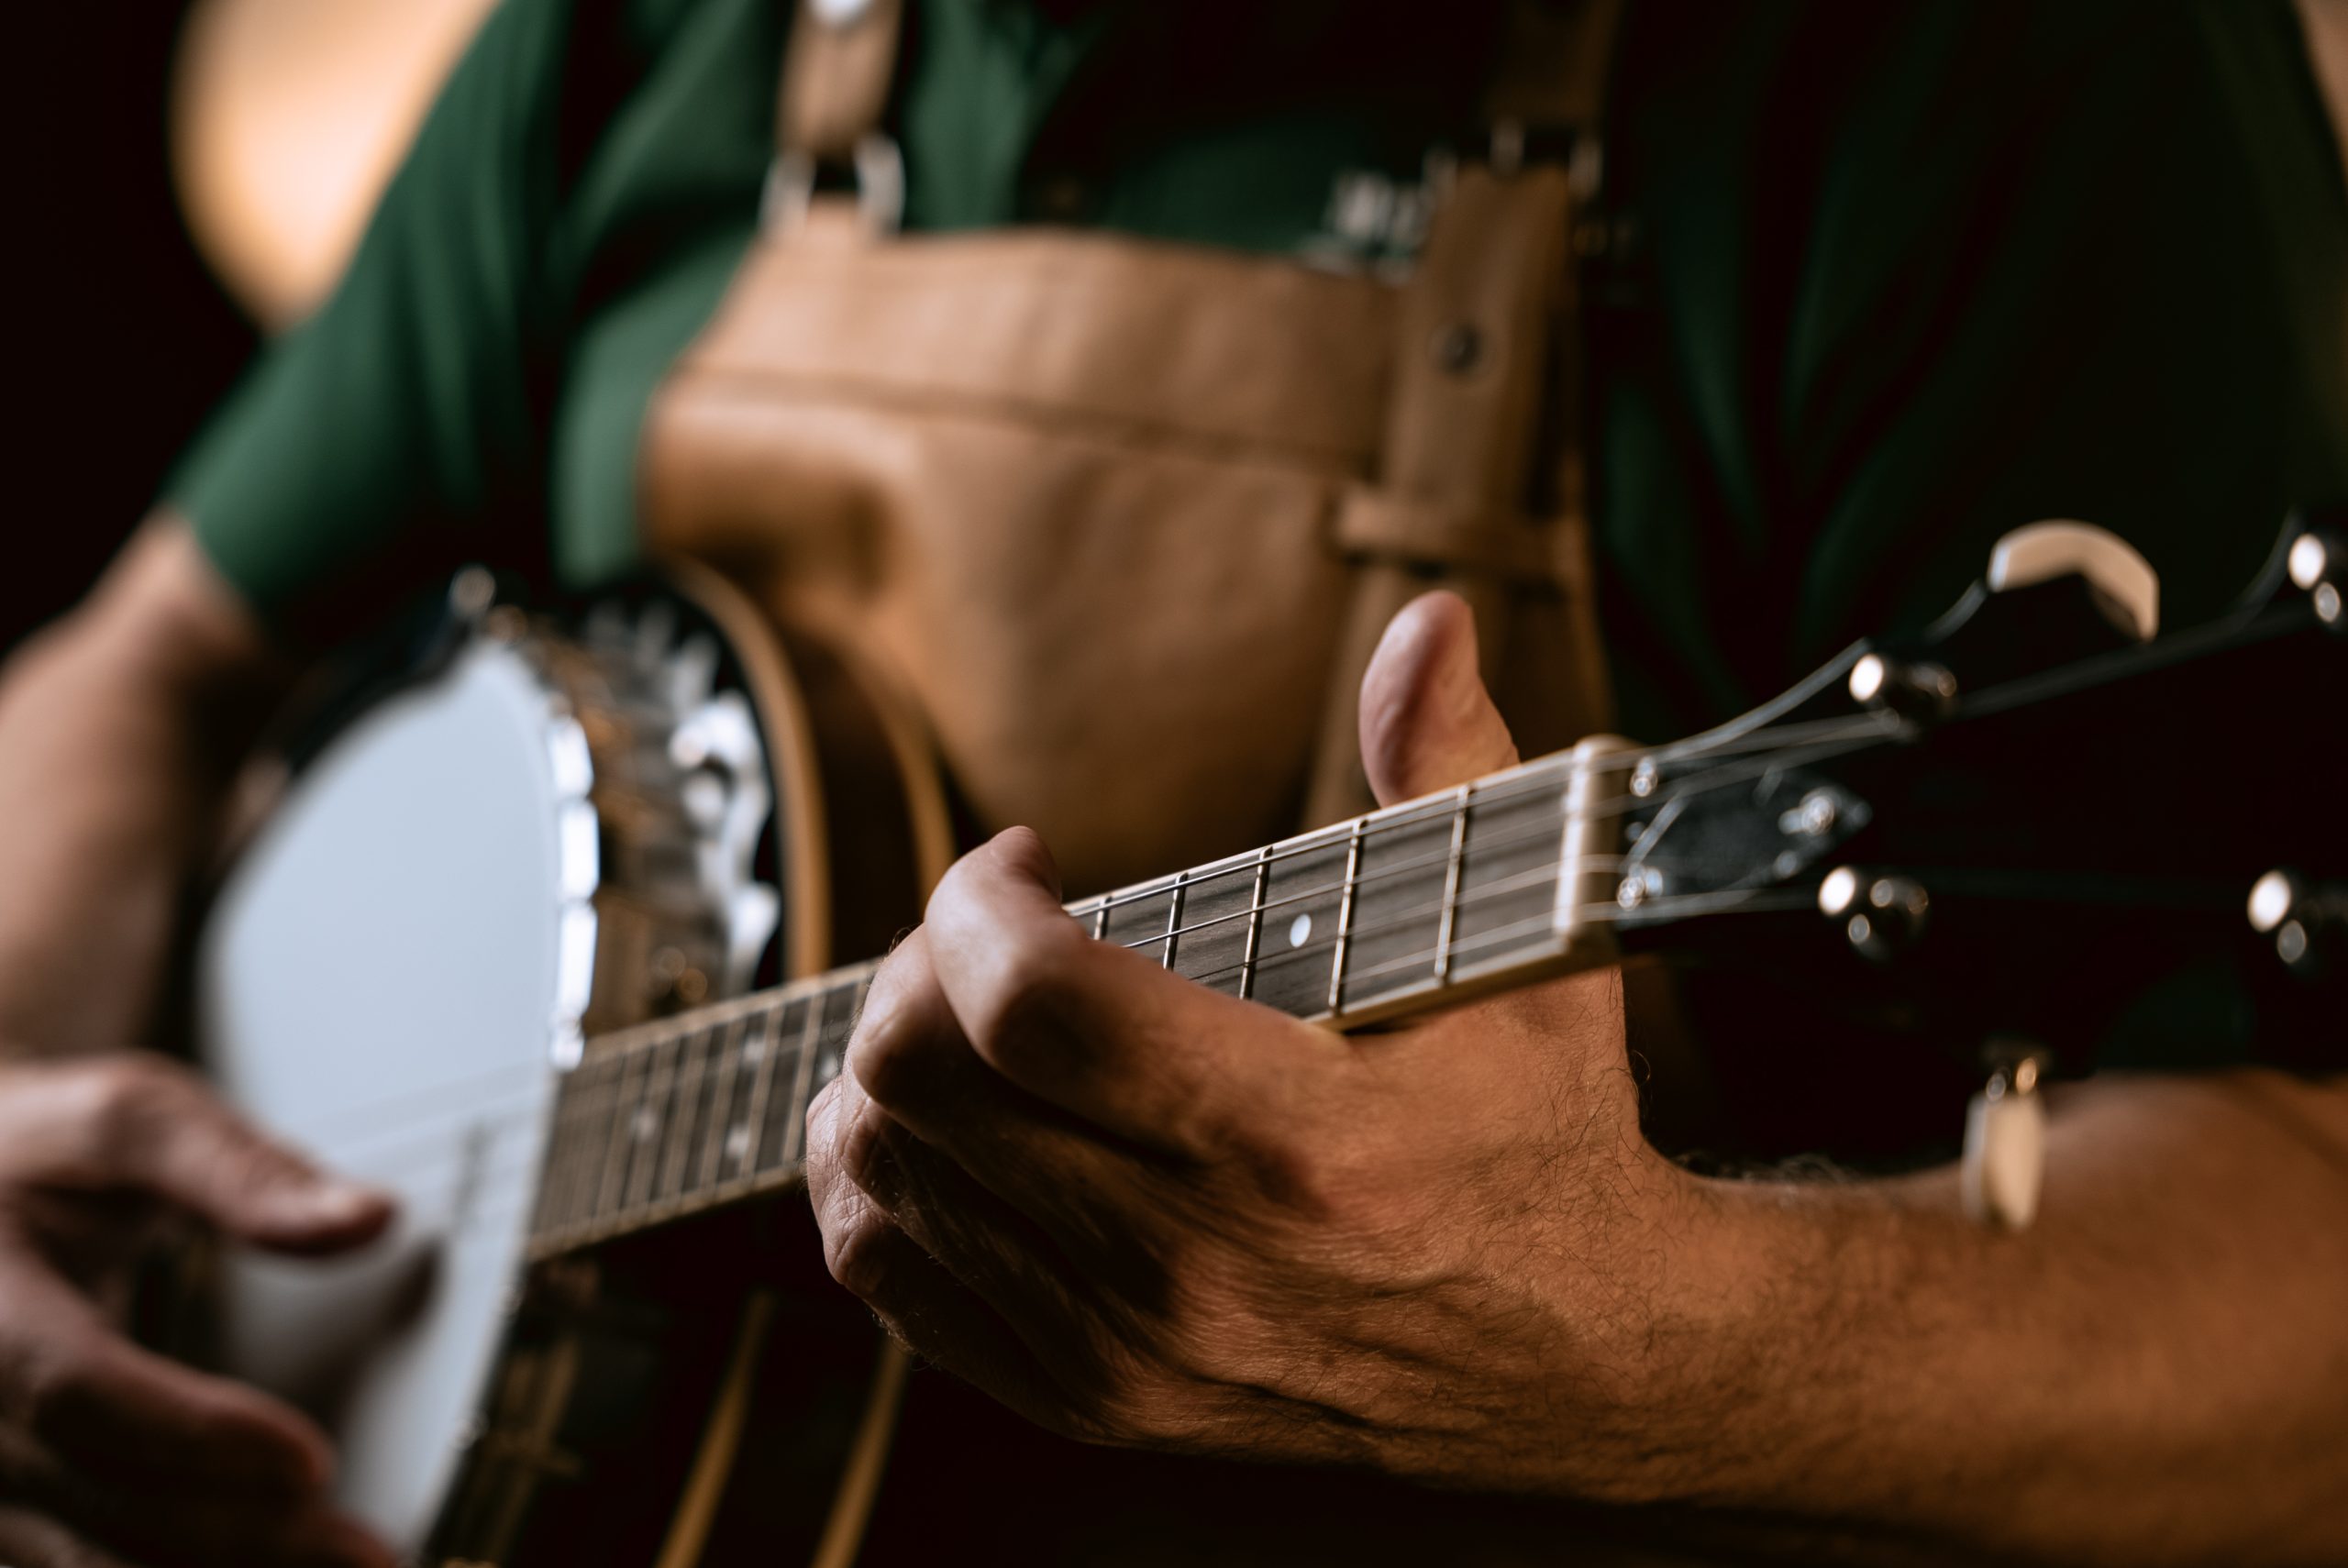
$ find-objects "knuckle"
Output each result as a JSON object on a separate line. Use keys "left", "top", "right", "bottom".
{"left": 73, "top": 1057, "right": 186, "bottom": 1154}
{"left": 969, "top": 942, "right": 1088, "bottom": 1071}
{"left": 1064, "top": 1342, "right": 1211, "bottom": 1451}
{"left": 846, "top": 1007, "right": 925, "bottom": 1111}
{"left": 836, "top": 1108, "right": 894, "bottom": 1199}
{"left": 823, "top": 1211, "right": 897, "bottom": 1298}
{"left": 1064, "top": 1349, "right": 1156, "bottom": 1444}
{"left": 17, "top": 1336, "right": 102, "bottom": 1449}
{"left": 1234, "top": 1133, "right": 1348, "bottom": 1224}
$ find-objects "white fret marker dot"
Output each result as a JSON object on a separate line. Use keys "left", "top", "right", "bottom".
{"left": 725, "top": 1126, "right": 753, "bottom": 1162}
{"left": 1288, "top": 913, "right": 1312, "bottom": 948}
{"left": 632, "top": 1109, "right": 659, "bottom": 1143}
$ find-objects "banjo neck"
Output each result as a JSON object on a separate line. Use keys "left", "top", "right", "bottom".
{"left": 527, "top": 740, "right": 1671, "bottom": 1258}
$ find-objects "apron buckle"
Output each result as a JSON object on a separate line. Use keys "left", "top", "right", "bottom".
{"left": 761, "top": 133, "right": 904, "bottom": 237}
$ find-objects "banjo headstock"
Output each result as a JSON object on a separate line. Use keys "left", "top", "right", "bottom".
{"left": 1605, "top": 507, "right": 2346, "bottom": 1077}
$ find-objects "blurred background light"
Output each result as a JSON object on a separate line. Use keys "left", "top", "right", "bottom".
{"left": 171, "top": 0, "right": 497, "bottom": 331}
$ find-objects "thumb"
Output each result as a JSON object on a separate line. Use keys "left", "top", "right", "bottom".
{"left": 75, "top": 1060, "right": 394, "bottom": 1255}
{"left": 1357, "top": 591, "right": 1520, "bottom": 807}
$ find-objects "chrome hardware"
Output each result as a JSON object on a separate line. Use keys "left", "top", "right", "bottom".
{"left": 2248, "top": 868, "right": 2344, "bottom": 974}
{"left": 761, "top": 132, "right": 904, "bottom": 236}
{"left": 1848, "top": 652, "right": 1958, "bottom": 720}
{"left": 1820, "top": 868, "right": 1929, "bottom": 961}
{"left": 1615, "top": 867, "right": 1662, "bottom": 910}
{"left": 1778, "top": 788, "right": 1840, "bottom": 838}
{"left": 2287, "top": 528, "right": 2343, "bottom": 629}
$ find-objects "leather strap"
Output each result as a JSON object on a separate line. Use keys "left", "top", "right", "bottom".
{"left": 1332, "top": 490, "right": 1570, "bottom": 584}
{"left": 1301, "top": 0, "right": 1624, "bottom": 826}
{"left": 781, "top": 0, "right": 905, "bottom": 163}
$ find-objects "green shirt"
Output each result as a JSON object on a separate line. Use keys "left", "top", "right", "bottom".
{"left": 173, "top": 0, "right": 2348, "bottom": 745}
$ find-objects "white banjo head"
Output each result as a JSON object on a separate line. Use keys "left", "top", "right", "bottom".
{"left": 199, "top": 636, "right": 593, "bottom": 1551}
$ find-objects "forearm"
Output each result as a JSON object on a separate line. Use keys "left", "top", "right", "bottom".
{"left": 1656, "top": 1071, "right": 2348, "bottom": 1565}
{"left": 0, "top": 516, "right": 282, "bottom": 1055}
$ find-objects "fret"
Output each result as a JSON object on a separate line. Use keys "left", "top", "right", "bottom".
{"left": 1162, "top": 855, "right": 1257, "bottom": 999}
{"left": 1434, "top": 784, "right": 1471, "bottom": 982}
{"left": 757, "top": 991, "right": 825, "bottom": 1174}
{"left": 620, "top": 1033, "right": 683, "bottom": 1214}
{"left": 534, "top": 1059, "right": 590, "bottom": 1235}
{"left": 803, "top": 972, "right": 867, "bottom": 1115}
{"left": 651, "top": 1026, "right": 708, "bottom": 1208}
{"left": 593, "top": 1045, "right": 648, "bottom": 1221}
{"left": 678, "top": 1023, "right": 734, "bottom": 1207}
{"left": 1091, "top": 900, "right": 1109, "bottom": 939}
{"left": 1335, "top": 797, "right": 1459, "bottom": 1014}
{"left": 695, "top": 1010, "right": 750, "bottom": 1195}
{"left": 1098, "top": 876, "right": 1180, "bottom": 966}
{"left": 1161, "top": 873, "right": 1188, "bottom": 969}
{"left": 722, "top": 998, "right": 787, "bottom": 1188}
{"left": 557, "top": 1055, "right": 617, "bottom": 1231}
{"left": 1445, "top": 769, "right": 1574, "bottom": 981}
{"left": 773, "top": 988, "right": 824, "bottom": 1173}
{"left": 1246, "top": 833, "right": 1351, "bottom": 1018}
{"left": 1326, "top": 823, "right": 1365, "bottom": 1014}
{"left": 1240, "top": 846, "right": 1270, "bottom": 999}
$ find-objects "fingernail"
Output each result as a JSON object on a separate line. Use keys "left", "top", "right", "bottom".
{"left": 291, "top": 1181, "right": 392, "bottom": 1226}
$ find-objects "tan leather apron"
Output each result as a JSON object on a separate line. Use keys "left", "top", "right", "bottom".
{"left": 640, "top": 0, "right": 1622, "bottom": 900}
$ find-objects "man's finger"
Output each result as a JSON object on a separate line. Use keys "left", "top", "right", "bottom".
{"left": 2, "top": 1459, "right": 392, "bottom": 1568}
{"left": 81, "top": 1492, "right": 390, "bottom": 1568}
{"left": 0, "top": 1259, "right": 334, "bottom": 1494}
{"left": 922, "top": 830, "right": 1342, "bottom": 1154}
{"left": 847, "top": 930, "right": 1144, "bottom": 1229}
{"left": 17, "top": 1057, "right": 393, "bottom": 1254}
{"left": 1357, "top": 591, "right": 1521, "bottom": 808}
{"left": 818, "top": 1197, "right": 1084, "bottom": 1441}
{"left": 0, "top": 1505, "right": 136, "bottom": 1568}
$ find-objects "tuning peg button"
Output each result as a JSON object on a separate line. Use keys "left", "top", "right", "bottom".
{"left": 1821, "top": 868, "right": 1930, "bottom": 960}
{"left": 2287, "top": 530, "right": 2343, "bottom": 629}
{"left": 2249, "top": 868, "right": 2345, "bottom": 975}
{"left": 1964, "top": 1050, "right": 2050, "bottom": 1231}
{"left": 1848, "top": 654, "right": 1958, "bottom": 721}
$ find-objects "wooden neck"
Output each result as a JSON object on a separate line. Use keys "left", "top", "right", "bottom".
{"left": 527, "top": 747, "right": 1618, "bottom": 1257}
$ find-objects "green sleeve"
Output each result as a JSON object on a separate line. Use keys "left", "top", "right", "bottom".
{"left": 169, "top": 0, "right": 587, "bottom": 639}
{"left": 1599, "top": 0, "right": 2348, "bottom": 734}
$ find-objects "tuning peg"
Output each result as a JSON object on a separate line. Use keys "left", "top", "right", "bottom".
{"left": 1987, "top": 520, "right": 2160, "bottom": 642}
{"left": 1819, "top": 867, "right": 1930, "bottom": 960}
{"left": 2286, "top": 528, "right": 2344, "bottom": 631}
{"left": 2247, "top": 868, "right": 2346, "bottom": 975}
{"left": 1847, "top": 652, "right": 1958, "bottom": 721}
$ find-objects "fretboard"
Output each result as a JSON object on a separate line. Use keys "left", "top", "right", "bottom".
{"left": 529, "top": 749, "right": 1603, "bottom": 1257}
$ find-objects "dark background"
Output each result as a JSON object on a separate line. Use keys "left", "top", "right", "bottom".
{"left": 9, "top": 4, "right": 258, "bottom": 656}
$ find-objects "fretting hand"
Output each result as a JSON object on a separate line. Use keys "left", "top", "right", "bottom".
{"left": 804, "top": 593, "right": 1730, "bottom": 1497}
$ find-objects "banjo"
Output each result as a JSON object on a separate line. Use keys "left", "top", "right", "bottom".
{"left": 191, "top": 517, "right": 2344, "bottom": 1566}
